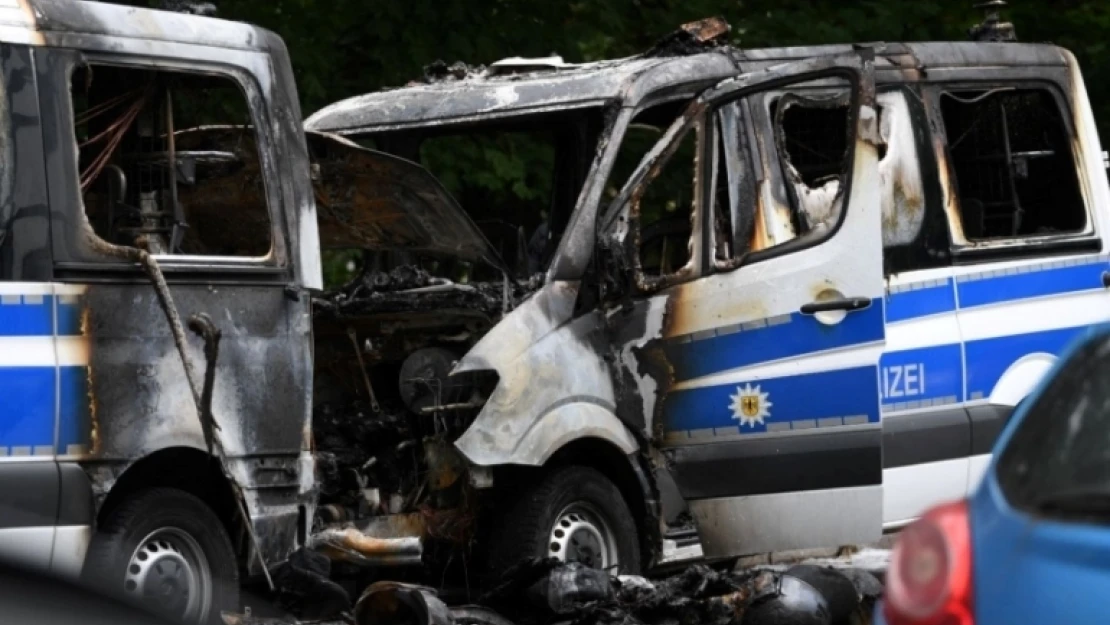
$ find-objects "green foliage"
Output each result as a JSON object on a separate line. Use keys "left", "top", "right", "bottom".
{"left": 192, "top": 0, "right": 1110, "bottom": 280}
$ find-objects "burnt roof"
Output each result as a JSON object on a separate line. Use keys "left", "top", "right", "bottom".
{"left": 304, "top": 41, "right": 1071, "bottom": 135}
{"left": 2, "top": 0, "right": 280, "bottom": 53}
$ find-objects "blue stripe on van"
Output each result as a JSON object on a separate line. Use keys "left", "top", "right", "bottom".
{"left": 964, "top": 324, "right": 1087, "bottom": 401}
{"left": 56, "top": 296, "right": 84, "bottom": 337}
{"left": 664, "top": 301, "right": 885, "bottom": 383}
{"left": 662, "top": 365, "right": 880, "bottom": 435}
{"left": 0, "top": 367, "right": 56, "bottom": 451}
{"left": 0, "top": 295, "right": 53, "bottom": 337}
{"left": 885, "top": 279, "right": 955, "bottom": 324}
{"left": 957, "top": 258, "right": 1106, "bottom": 310}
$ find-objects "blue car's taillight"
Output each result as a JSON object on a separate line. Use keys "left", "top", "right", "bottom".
{"left": 883, "top": 500, "right": 974, "bottom": 625}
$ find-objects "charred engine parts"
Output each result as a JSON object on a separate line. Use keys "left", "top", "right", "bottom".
{"left": 355, "top": 581, "right": 454, "bottom": 625}
{"left": 742, "top": 575, "right": 830, "bottom": 625}
{"left": 251, "top": 556, "right": 884, "bottom": 625}
{"left": 308, "top": 528, "right": 424, "bottom": 567}
{"left": 399, "top": 347, "right": 469, "bottom": 414}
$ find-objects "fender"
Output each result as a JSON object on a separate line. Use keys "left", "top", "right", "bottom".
{"left": 988, "top": 352, "right": 1057, "bottom": 408}
{"left": 459, "top": 401, "right": 639, "bottom": 467}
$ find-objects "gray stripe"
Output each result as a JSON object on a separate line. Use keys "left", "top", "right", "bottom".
{"left": 670, "top": 427, "right": 882, "bottom": 499}
{"left": 883, "top": 406, "right": 970, "bottom": 469}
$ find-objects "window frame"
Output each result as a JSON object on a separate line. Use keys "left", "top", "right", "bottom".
{"left": 705, "top": 70, "right": 865, "bottom": 273}
{"left": 46, "top": 50, "right": 289, "bottom": 277}
{"left": 875, "top": 84, "right": 954, "bottom": 276}
{"left": 595, "top": 92, "right": 713, "bottom": 294}
{"left": 926, "top": 79, "right": 1098, "bottom": 260}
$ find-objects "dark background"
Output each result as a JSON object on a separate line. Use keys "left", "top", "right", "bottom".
{"left": 204, "top": 1, "right": 1108, "bottom": 131}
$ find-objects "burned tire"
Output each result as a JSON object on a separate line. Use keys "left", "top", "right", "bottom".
{"left": 83, "top": 488, "right": 239, "bottom": 625}
{"left": 486, "top": 466, "right": 641, "bottom": 579}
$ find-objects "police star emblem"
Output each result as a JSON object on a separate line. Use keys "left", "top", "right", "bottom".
{"left": 729, "top": 383, "right": 772, "bottom": 428}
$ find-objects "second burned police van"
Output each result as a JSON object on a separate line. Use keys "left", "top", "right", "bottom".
{"left": 305, "top": 14, "right": 1110, "bottom": 568}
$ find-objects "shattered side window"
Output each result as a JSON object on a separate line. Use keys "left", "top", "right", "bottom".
{"left": 712, "top": 101, "right": 756, "bottom": 264}
{"left": 71, "top": 64, "right": 273, "bottom": 258}
{"left": 772, "top": 88, "right": 851, "bottom": 240}
{"left": 604, "top": 99, "right": 698, "bottom": 283}
{"left": 941, "top": 87, "right": 1086, "bottom": 241}
{"left": 636, "top": 129, "right": 697, "bottom": 278}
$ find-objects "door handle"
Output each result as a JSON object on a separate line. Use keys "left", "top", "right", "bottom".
{"left": 1102, "top": 270, "right": 1110, "bottom": 289}
{"left": 799, "top": 297, "right": 871, "bottom": 315}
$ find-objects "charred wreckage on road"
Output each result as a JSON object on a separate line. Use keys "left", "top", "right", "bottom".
{"left": 4, "top": 1, "right": 1104, "bottom": 624}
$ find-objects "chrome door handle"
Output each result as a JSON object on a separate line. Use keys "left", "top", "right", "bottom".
{"left": 799, "top": 297, "right": 871, "bottom": 315}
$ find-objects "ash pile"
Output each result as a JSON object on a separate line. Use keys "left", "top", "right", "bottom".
{"left": 229, "top": 557, "right": 883, "bottom": 625}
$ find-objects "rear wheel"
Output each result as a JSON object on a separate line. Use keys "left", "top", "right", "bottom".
{"left": 83, "top": 488, "right": 239, "bottom": 624}
{"left": 486, "top": 465, "right": 641, "bottom": 579}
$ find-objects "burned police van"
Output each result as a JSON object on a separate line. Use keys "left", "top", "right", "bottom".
{"left": 2, "top": 0, "right": 1108, "bottom": 622}
{"left": 303, "top": 5, "right": 1110, "bottom": 591}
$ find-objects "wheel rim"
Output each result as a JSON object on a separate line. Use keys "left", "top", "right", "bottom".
{"left": 123, "top": 527, "right": 212, "bottom": 623}
{"left": 547, "top": 502, "right": 620, "bottom": 571}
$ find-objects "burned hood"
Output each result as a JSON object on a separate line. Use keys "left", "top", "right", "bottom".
{"left": 305, "top": 130, "right": 505, "bottom": 268}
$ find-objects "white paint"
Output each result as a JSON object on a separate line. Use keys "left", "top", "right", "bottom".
{"left": 989, "top": 352, "right": 1056, "bottom": 406}
{"left": 885, "top": 307, "right": 961, "bottom": 349}
{"left": 509, "top": 402, "right": 639, "bottom": 467}
{"left": 793, "top": 175, "right": 842, "bottom": 230}
{"left": 957, "top": 283, "right": 1109, "bottom": 343}
{"left": 672, "top": 339, "right": 885, "bottom": 391}
{"left": 691, "top": 485, "right": 882, "bottom": 558}
{"left": 0, "top": 337, "right": 54, "bottom": 366}
{"left": 966, "top": 453, "right": 992, "bottom": 495}
{"left": 882, "top": 457, "right": 968, "bottom": 526}
{"left": 0, "top": 282, "right": 51, "bottom": 295}
{"left": 487, "top": 85, "right": 522, "bottom": 110}
{"left": 0, "top": 526, "right": 54, "bottom": 572}
{"left": 50, "top": 525, "right": 91, "bottom": 579}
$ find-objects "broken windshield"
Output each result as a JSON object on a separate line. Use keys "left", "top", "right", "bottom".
{"left": 358, "top": 108, "right": 605, "bottom": 284}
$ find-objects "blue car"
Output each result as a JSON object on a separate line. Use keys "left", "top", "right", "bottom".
{"left": 877, "top": 323, "right": 1110, "bottom": 625}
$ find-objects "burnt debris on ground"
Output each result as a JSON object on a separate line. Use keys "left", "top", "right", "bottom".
{"left": 229, "top": 558, "right": 884, "bottom": 625}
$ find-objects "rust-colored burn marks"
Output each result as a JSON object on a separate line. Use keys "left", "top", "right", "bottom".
{"left": 876, "top": 92, "right": 926, "bottom": 247}
{"left": 79, "top": 303, "right": 99, "bottom": 457}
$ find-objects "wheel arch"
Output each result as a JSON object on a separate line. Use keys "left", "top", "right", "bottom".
{"left": 94, "top": 447, "right": 247, "bottom": 570}
{"left": 988, "top": 351, "right": 1057, "bottom": 407}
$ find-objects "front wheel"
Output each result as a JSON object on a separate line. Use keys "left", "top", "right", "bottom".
{"left": 83, "top": 488, "right": 239, "bottom": 624}
{"left": 486, "top": 465, "right": 641, "bottom": 578}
